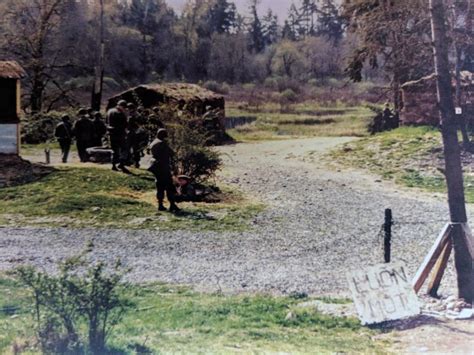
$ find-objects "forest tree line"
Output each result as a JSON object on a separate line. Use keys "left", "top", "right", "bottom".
{"left": 0, "top": 0, "right": 472, "bottom": 112}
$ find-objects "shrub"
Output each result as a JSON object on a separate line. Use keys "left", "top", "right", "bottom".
{"left": 275, "top": 76, "right": 301, "bottom": 93}
{"left": 21, "top": 111, "right": 75, "bottom": 144}
{"left": 150, "top": 105, "right": 222, "bottom": 182}
{"left": 14, "top": 245, "right": 132, "bottom": 354}
{"left": 263, "top": 77, "right": 278, "bottom": 90}
{"left": 203, "top": 80, "right": 230, "bottom": 95}
{"left": 308, "top": 78, "right": 318, "bottom": 87}
{"left": 279, "top": 89, "right": 298, "bottom": 113}
{"left": 21, "top": 116, "right": 55, "bottom": 144}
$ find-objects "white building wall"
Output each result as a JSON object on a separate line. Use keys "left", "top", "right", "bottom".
{"left": 0, "top": 124, "right": 19, "bottom": 154}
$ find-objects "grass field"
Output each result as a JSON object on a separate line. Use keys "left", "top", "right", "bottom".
{"left": 226, "top": 102, "right": 375, "bottom": 141}
{"left": 0, "top": 167, "right": 263, "bottom": 232}
{"left": 0, "top": 276, "right": 388, "bottom": 354}
{"left": 329, "top": 126, "right": 474, "bottom": 202}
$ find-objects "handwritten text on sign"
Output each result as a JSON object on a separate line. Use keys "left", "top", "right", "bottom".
{"left": 347, "top": 262, "right": 420, "bottom": 324}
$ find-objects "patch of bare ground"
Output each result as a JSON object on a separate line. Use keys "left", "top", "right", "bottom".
{"left": 0, "top": 154, "right": 53, "bottom": 187}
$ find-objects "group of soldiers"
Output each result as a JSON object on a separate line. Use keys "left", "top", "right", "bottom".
{"left": 55, "top": 100, "right": 180, "bottom": 212}
{"left": 369, "top": 103, "right": 400, "bottom": 134}
{"left": 54, "top": 108, "right": 106, "bottom": 164}
{"left": 54, "top": 101, "right": 162, "bottom": 167}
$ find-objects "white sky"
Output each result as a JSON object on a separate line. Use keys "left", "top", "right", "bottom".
{"left": 167, "top": 0, "right": 292, "bottom": 20}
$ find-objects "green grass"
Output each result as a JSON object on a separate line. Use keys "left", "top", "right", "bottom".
{"left": 0, "top": 277, "right": 389, "bottom": 354}
{"left": 329, "top": 126, "right": 474, "bottom": 202}
{"left": 0, "top": 167, "right": 264, "bottom": 231}
{"left": 226, "top": 102, "right": 374, "bottom": 141}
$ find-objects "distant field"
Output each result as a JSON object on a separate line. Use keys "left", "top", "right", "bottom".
{"left": 0, "top": 277, "right": 388, "bottom": 354}
{"left": 226, "top": 101, "right": 375, "bottom": 141}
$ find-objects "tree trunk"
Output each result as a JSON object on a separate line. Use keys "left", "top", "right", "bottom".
{"left": 30, "top": 72, "right": 44, "bottom": 113}
{"left": 429, "top": 0, "right": 474, "bottom": 303}
{"left": 455, "top": 46, "right": 470, "bottom": 148}
{"left": 91, "top": 0, "right": 105, "bottom": 111}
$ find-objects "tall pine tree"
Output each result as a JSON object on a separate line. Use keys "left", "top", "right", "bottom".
{"left": 248, "top": 0, "right": 264, "bottom": 52}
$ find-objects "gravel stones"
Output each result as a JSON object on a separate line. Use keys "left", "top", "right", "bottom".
{"left": 0, "top": 138, "right": 469, "bottom": 297}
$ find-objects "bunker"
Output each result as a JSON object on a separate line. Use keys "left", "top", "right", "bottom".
{"left": 107, "top": 83, "right": 225, "bottom": 120}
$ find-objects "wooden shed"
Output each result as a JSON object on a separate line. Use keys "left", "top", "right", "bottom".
{"left": 400, "top": 71, "right": 474, "bottom": 126}
{"left": 0, "top": 61, "right": 26, "bottom": 155}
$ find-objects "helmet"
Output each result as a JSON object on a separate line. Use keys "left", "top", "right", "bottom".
{"left": 157, "top": 129, "right": 168, "bottom": 140}
{"left": 117, "top": 100, "right": 127, "bottom": 108}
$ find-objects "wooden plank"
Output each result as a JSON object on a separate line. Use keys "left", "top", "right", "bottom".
{"left": 427, "top": 238, "right": 452, "bottom": 297}
{"left": 461, "top": 223, "right": 474, "bottom": 258}
{"left": 412, "top": 223, "right": 452, "bottom": 293}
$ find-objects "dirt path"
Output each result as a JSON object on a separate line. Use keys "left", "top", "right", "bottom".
{"left": 4, "top": 137, "right": 474, "bottom": 353}
{"left": 5, "top": 137, "right": 468, "bottom": 297}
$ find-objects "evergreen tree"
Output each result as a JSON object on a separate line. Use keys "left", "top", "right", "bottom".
{"left": 287, "top": 3, "right": 301, "bottom": 40}
{"left": 299, "top": 0, "right": 317, "bottom": 37}
{"left": 200, "top": 0, "right": 237, "bottom": 36}
{"left": 248, "top": 0, "right": 265, "bottom": 52}
{"left": 281, "top": 20, "right": 296, "bottom": 41}
{"left": 317, "top": 0, "right": 344, "bottom": 44}
{"left": 262, "top": 9, "right": 280, "bottom": 46}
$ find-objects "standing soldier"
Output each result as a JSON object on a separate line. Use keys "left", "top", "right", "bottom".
{"left": 92, "top": 112, "right": 107, "bottom": 147}
{"left": 382, "top": 103, "right": 393, "bottom": 130}
{"left": 87, "top": 108, "right": 95, "bottom": 120}
{"left": 149, "top": 129, "right": 180, "bottom": 213}
{"left": 127, "top": 103, "right": 147, "bottom": 168}
{"left": 54, "top": 114, "right": 73, "bottom": 163}
{"left": 107, "top": 100, "right": 130, "bottom": 173}
{"left": 73, "top": 108, "right": 94, "bottom": 162}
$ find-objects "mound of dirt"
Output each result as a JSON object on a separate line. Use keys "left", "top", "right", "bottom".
{"left": 0, "top": 154, "right": 53, "bottom": 187}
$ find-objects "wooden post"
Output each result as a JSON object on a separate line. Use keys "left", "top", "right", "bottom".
{"left": 427, "top": 238, "right": 453, "bottom": 297}
{"left": 413, "top": 224, "right": 452, "bottom": 293}
{"left": 384, "top": 209, "right": 392, "bottom": 263}
{"left": 429, "top": 0, "right": 474, "bottom": 303}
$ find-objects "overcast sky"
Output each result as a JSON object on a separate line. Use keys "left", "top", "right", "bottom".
{"left": 167, "top": 0, "right": 291, "bottom": 20}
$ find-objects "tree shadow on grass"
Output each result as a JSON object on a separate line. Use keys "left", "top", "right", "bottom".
{"left": 173, "top": 210, "right": 217, "bottom": 221}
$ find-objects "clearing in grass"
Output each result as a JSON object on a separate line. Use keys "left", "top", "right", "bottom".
{"left": 0, "top": 167, "right": 263, "bottom": 232}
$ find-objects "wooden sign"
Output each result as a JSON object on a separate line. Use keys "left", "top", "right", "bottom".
{"left": 347, "top": 262, "right": 420, "bottom": 325}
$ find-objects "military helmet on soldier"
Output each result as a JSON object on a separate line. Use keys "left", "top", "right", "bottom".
{"left": 117, "top": 100, "right": 127, "bottom": 108}
{"left": 157, "top": 128, "right": 168, "bottom": 140}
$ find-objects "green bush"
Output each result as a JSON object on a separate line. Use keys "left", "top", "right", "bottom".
{"left": 13, "top": 245, "right": 132, "bottom": 354}
{"left": 150, "top": 105, "right": 222, "bottom": 182}
{"left": 279, "top": 89, "right": 298, "bottom": 113}
{"left": 263, "top": 77, "right": 279, "bottom": 90}
{"left": 275, "top": 76, "right": 301, "bottom": 93}
{"left": 21, "top": 111, "right": 69, "bottom": 144}
{"left": 21, "top": 109, "right": 80, "bottom": 144}
{"left": 308, "top": 78, "right": 318, "bottom": 87}
{"left": 203, "top": 80, "right": 230, "bottom": 95}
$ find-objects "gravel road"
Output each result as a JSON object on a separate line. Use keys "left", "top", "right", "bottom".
{"left": 0, "top": 137, "right": 468, "bottom": 297}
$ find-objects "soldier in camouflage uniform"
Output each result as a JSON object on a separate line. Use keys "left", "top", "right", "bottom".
{"left": 148, "top": 129, "right": 180, "bottom": 213}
